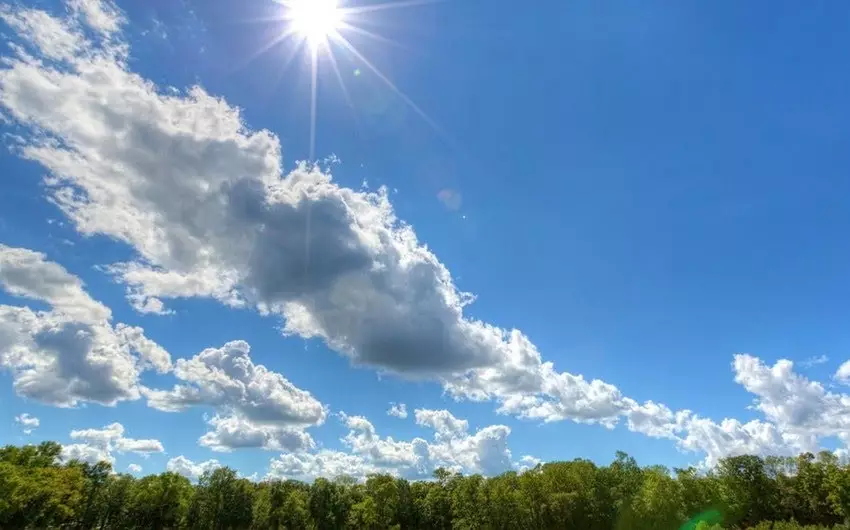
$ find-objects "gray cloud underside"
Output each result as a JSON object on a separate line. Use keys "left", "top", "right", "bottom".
{"left": 0, "top": 245, "right": 170, "bottom": 406}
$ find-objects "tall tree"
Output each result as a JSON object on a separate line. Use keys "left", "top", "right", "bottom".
{"left": 716, "top": 455, "right": 779, "bottom": 527}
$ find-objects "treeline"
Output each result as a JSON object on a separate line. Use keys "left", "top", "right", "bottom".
{"left": 3, "top": 443, "right": 850, "bottom": 529}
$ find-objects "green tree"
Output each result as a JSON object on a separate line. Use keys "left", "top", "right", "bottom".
{"left": 0, "top": 461, "right": 85, "bottom": 528}
{"left": 716, "top": 455, "right": 779, "bottom": 527}
{"left": 98, "top": 474, "right": 134, "bottom": 529}
{"left": 423, "top": 471, "right": 453, "bottom": 530}
{"left": 310, "top": 477, "right": 347, "bottom": 530}
{"left": 73, "top": 460, "right": 112, "bottom": 530}
{"left": 826, "top": 457, "right": 850, "bottom": 525}
{"left": 190, "top": 467, "right": 254, "bottom": 530}
{"left": 451, "top": 474, "right": 487, "bottom": 530}
{"left": 3, "top": 440, "right": 850, "bottom": 530}
{"left": 129, "top": 472, "right": 193, "bottom": 529}
{"left": 365, "top": 474, "right": 400, "bottom": 529}
{"left": 348, "top": 496, "right": 379, "bottom": 529}
{"left": 629, "top": 466, "right": 683, "bottom": 529}
{"left": 281, "top": 489, "right": 311, "bottom": 530}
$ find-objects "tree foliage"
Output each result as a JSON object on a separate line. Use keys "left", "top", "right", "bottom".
{"left": 2, "top": 442, "right": 850, "bottom": 529}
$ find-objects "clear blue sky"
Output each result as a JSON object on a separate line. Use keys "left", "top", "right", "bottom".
{"left": 1, "top": 0, "right": 849, "bottom": 480}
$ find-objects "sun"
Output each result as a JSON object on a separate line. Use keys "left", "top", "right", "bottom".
{"left": 287, "top": 0, "right": 343, "bottom": 49}
{"left": 265, "top": 0, "right": 443, "bottom": 159}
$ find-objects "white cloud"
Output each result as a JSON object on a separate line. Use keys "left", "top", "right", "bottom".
{"left": 14, "top": 412, "right": 39, "bottom": 434}
{"left": 445, "top": 343, "right": 632, "bottom": 428}
{"left": 414, "top": 408, "right": 468, "bottom": 440}
{"left": 143, "top": 340, "right": 325, "bottom": 424}
{"left": 733, "top": 354, "right": 850, "bottom": 435}
{"left": 516, "top": 455, "right": 541, "bottom": 472}
{"left": 167, "top": 455, "right": 221, "bottom": 481}
{"left": 0, "top": 0, "right": 620, "bottom": 430}
{"left": 835, "top": 360, "right": 850, "bottom": 383}
{"left": 269, "top": 410, "right": 527, "bottom": 481}
{"left": 115, "top": 325, "right": 172, "bottom": 373}
{"left": 625, "top": 401, "right": 690, "bottom": 440}
{"left": 107, "top": 262, "right": 241, "bottom": 314}
{"left": 0, "top": 245, "right": 172, "bottom": 407}
{"left": 387, "top": 402, "right": 407, "bottom": 419}
{"left": 0, "top": 244, "right": 110, "bottom": 323}
{"left": 802, "top": 354, "right": 829, "bottom": 368}
{"left": 0, "top": 5, "right": 84, "bottom": 61}
{"left": 61, "top": 422, "right": 163, "bottom": 466}
{"left": 126, "top": 292, "right": 173, "bottom": 316}
{"left": 621, "top": 355, "right": 848, "bottom": 467}
{"left": 127, "top": 463, "right": 142, "bottom": 473}
{"left": 676, "top": 416, "right": 803, "bottom": 469}
{"left": 143, "top": 340, "right": 326, "bottom": 451}
{"left": 268, "top": 450, "right": 379, "bottom": 482}
{"left": 70, "top": 423, "right": 164, "bottom": 453}
{"left": 62, "top": 442, "right": 113, "bottom": 465}
{"left": 199, "top": 413, "right": 315, "bottom": 453}
{"left": 68, "top": 0, "right": 123, "bottom": 35}
{"left": 114, "top": 437, "right": 164, "bottom": 454}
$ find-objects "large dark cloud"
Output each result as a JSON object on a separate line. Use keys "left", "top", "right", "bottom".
{"left": 0, "top": 2, "right": 503, "bottom": 377}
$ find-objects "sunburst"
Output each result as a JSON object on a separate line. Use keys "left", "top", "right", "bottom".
{"left": 285, "top": 0, "right": 343, "bottom": 51}
{"left": 266, "top": 0, "right": 443, "bottom": 159}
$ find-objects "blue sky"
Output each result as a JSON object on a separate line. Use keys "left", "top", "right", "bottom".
{"left": 1, "top": 0, "right": 850, "bottom": 481}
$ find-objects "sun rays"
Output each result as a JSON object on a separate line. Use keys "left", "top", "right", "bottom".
{"left": 263, "top": 0, "right": 444, "bottom": 159}
{"left": 285, "top": 0, "right": 344, "bottom": 50}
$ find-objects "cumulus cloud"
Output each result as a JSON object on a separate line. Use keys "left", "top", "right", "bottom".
{"left": 199, "top": 413, "right": 316, "bottom": 453}
{"left": 414, "top": 408, "right": 468, "bottom": 440}
{"left": 677, "top": 416, "right": 803, "bottom": 468}
{"left": 623, "top": 355, "right": 849, "bottom": 467}
{"left": 269, "top": 409, "right": 525, "bottom": 481}
{"left": 733, "top": 354, "right": 850, "bottom": 435}
{"left": 127, "top": 463, "right": 142, "bottom": 473}
{"left": 0, "top": 244, "right": 110, "bottom": 323}
{"left": 61, "top": 422, "right": 164, "bottom": 466}
{"left": 115, "top": 325, "right": 172, "bottom": 373}
{"left": 625, "top": 401, "right": 690, "bottom": 440}
{"left": 0, "top": 245, "right": 171, "bottom": 406}
{"left": 167, "top": 455, "right": 221, "bottom": 481}
{"left": 268, "top": 450, "right": 379, "bottom": 483}
{"left": 143, "top": 340, "right": 325, "bottom": 451}
{"left": 62, "top": 442, "right": 113, "bottom": 466}
{"left": 0, "top": 0, "right": 595, "bottom": 414}
{"left": 835, "top": 360, "right": 850, "bottom": 383}
{"left": 387, "top": 402, "right": 407, "bottom": 419}
{"left": 14, "top": 412, "right": 39, "bottom": 434}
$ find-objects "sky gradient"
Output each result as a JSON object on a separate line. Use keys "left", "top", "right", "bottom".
{"left": 1, "top": 0, "right": 850, "bottom": 481}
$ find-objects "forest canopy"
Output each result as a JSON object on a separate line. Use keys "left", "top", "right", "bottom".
{"left": 2, "top": 442, "right": 850, "bottom": 529}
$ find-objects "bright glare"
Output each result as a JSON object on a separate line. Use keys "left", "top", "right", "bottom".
{"left": 289, "top": 0, "right": 343, "bottom": 48}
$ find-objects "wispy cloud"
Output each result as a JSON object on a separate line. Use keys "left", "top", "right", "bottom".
{"left": 802, "top": 355, "right": 829, "bottom": 368}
